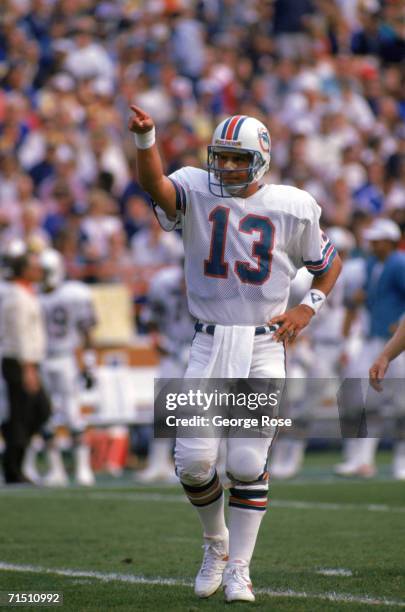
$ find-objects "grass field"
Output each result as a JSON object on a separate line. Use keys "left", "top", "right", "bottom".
{"left": 1, "top": 451, "right": 404, "bottom": 611}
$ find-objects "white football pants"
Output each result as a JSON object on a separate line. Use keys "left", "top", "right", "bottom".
{"left": 175, "top": 331, "right": 286, "bottom": 485}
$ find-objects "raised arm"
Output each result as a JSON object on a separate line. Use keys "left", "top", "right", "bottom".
{"left": 128, "top": 105, "right": 177, "bottom": 219}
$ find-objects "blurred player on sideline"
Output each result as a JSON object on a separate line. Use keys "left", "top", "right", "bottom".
{"left": 129, "top": 105, "right": 341, "bottom": 602}
{"left": 23, "top": 249, "right": 97, "bottom": 486}
{"left": 271, "top": 227, "right": 356, "bottom": 479}
{"left": 135, "top": 264, "right": 195, "bottom": 483}
{"left": 337, "top": 219, "right": 405, "bottom": 480}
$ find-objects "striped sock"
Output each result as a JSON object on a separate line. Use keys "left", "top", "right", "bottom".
{"left": 181, "top": 471, "right": 227, "bottom": 538}
{"left": 228, "top": 474, "right": 269, "bottom": 564}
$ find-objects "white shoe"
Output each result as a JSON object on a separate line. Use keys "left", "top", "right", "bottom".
{"left": 334, "top": 462, "right": 376, "bottom": 478}
{"left": 271, "top": 440, "right": 305, "bottom": 480}
{"left": 134, "top": 466, "right": 176, "bottom": 484}
{"left": 22, "top": 462, "right": 42, "bottom": 485}
{"left": 334, "top": 461, "right": 359, "bottom": 476}
{"left": 223, "top": 560, "right": 255, "bottom": 603}
{"left": 43, "top": 470, "right": 69, "bottom": 487}
{"left": 271, "top": 464, "right": 300, "bottom": 479}
{"left": 194, "top": 534, "right": 229, "bottom": 598}
{"left": 75, "top": 468, "right": 95, "bottom": 486}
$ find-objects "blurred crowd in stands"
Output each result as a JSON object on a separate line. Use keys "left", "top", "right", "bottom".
{"left": 0, "top": 0, "right": 404, "bottom": 315}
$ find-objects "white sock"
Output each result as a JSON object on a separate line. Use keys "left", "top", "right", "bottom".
{"left": 342, "top": 438, "right": 360, "bottom": 465}
{"left": 22, "top": 437, "right": 43, "bottom": 480}
{"left": 146, "top": 439, "right": 172, "bottom": 471}
{"left": 359, "top": 438, "right": 379, "bottom": 465}
{"left": 197, "top": 494, "right": 228, "bottom": 539}
{"left": 47, "top": 447, "right": 68, "bottom": 477}
{"left": 393, "top": 440, "right": 405, "bottom": 474}
{"left": 287, "top": 439, "right": 305, "bottom": 470}
{"left": 75, "top": 445, "right": 93, "bottom": 473}
{"left": 23, "top": 441, "right": 39, "bottom": 470}
{"left": 228, "top": 507, "right": 266, "bottom": 565}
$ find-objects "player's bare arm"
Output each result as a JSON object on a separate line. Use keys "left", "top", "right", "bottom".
{"left": 128, "top": 105, "right": 177, "bottom": 219}
{"left": 369, "top": 317, "right": 405, "bottom": 391}
{"left": 270, "top": 254, "right": 342, "bottom": 343}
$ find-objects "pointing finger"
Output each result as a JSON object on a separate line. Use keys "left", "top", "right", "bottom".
{"left": 130, "top": 105, "right": 147, "bottom": 118}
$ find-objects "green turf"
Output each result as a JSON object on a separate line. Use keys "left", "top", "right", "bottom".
{"left": 1, "top": 451, "right": 404, "bottom": 611}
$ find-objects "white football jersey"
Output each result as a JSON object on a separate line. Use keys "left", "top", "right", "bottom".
{"left": 156, "top": 167, "right": 336, "bottom": 325}
{"left": 40, "top": 281, "right": 96, "bottom": 355}
{"left": 143, "top": 266, "right": 195, "bottom": 354}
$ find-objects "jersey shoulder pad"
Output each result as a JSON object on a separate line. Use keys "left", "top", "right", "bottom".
{"left": 169, "top": 166, "right": 208, "bottom": 194}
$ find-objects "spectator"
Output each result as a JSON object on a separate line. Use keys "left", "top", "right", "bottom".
{"left": 1, "top": 248, "right": 51, "bottom": 484}
{"left": 131, "top": 215, "right": 184, "bottom": 270}
{"left": 0, "top": 0, "right": 403, "bottom": 309}
{"left": 79, "top": 188, "right": 124, "bottom": 283}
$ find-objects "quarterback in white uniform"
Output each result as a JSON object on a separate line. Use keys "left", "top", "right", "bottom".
{"left": 24, "top": 249, "right": 97, "bottom": 486}
{"left": 129, "top": 106, "right": 341, "bottom": 602}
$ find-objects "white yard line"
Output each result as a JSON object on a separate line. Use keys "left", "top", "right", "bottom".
{"left": 316, "top": 568, "right": 353, "bottom": 577}
{"left": 0, "top": 562, "right": 404, "bottom": 608}
{"left": 1, "top": 488, "right": 405, "bottom": 514}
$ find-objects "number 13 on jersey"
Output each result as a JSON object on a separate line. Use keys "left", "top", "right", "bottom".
{"left": 204, "top": 205, "right": 275, "bottom": 285}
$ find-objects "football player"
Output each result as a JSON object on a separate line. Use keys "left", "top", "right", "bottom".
{"left": 337, "top": 219, "right": 405, "bottom": 480}
{"left": 23, "top": 249, "right": 97, "bottom": 486}
{"left": 271, "top": 227, "right": 356, "bottom": 479}
{"left": 135, "top": 264, "right": 195, "bottom": 483}
{"left": 129, "top": 106, "right": 342, "bottom": 602}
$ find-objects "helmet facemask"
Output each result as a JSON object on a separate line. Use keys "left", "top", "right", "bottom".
{"left": 207, "top": 146, "right": 266, "bottom": 198}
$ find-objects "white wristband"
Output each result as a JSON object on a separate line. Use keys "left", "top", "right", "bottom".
{"left": 300, "top": 289, "right": 326, "bottom": 314}
{"left": 134, "top": 127, "right": 156, "bottom": 149}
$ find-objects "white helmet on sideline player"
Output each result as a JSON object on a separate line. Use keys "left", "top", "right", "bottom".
{"left": 207, "top": 115, "right": 271, "bottom": 197}
{"left": 327, "top": 227, "right": 355, "bottom": 254}
{"left": 40, "top": 248, "right": 65, "bottom": 290}
{"left": 1, "top": 239, "right": 28, "bottom": 279}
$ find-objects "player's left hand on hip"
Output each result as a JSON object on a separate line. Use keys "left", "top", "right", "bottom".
{"left": 269, "top": 305, "right": 314, "bottom": 344}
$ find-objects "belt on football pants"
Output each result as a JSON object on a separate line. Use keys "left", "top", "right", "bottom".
{"left": 194, "top": 322, "right": 279, "bottom": 336}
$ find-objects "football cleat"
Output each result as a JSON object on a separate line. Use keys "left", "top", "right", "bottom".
{"left": 75, "top": 467, "right": 95, "bottom": 486}
{"left": 22, "top": 461, "right": 42, "bottom": 485}
{"left": 133, "top": 466, "right": 177, "bottom": 484}
{"left": 223, "top": 560, "right": 255, "bottom": 603}
{"left": 42, "top": 469, "right": 69, "bottom": 487}
{"left": 334, "top": 462, "right": 376, "bottom": 478}
{"left": 194, "top": 533, "right": 229, "bottom": 598}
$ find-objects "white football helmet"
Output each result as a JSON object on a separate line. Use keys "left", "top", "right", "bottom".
{"left": 1, "top": 239, "right": 28, "bottom": 279}
{"left": 207, "top": 115, "right": 271, "bottom": 197}
{"left": 327, "top": 227, "right": 355, "bottom": 253}
{"left": 40, "top": 248, "right": 65, "bottom": 290}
